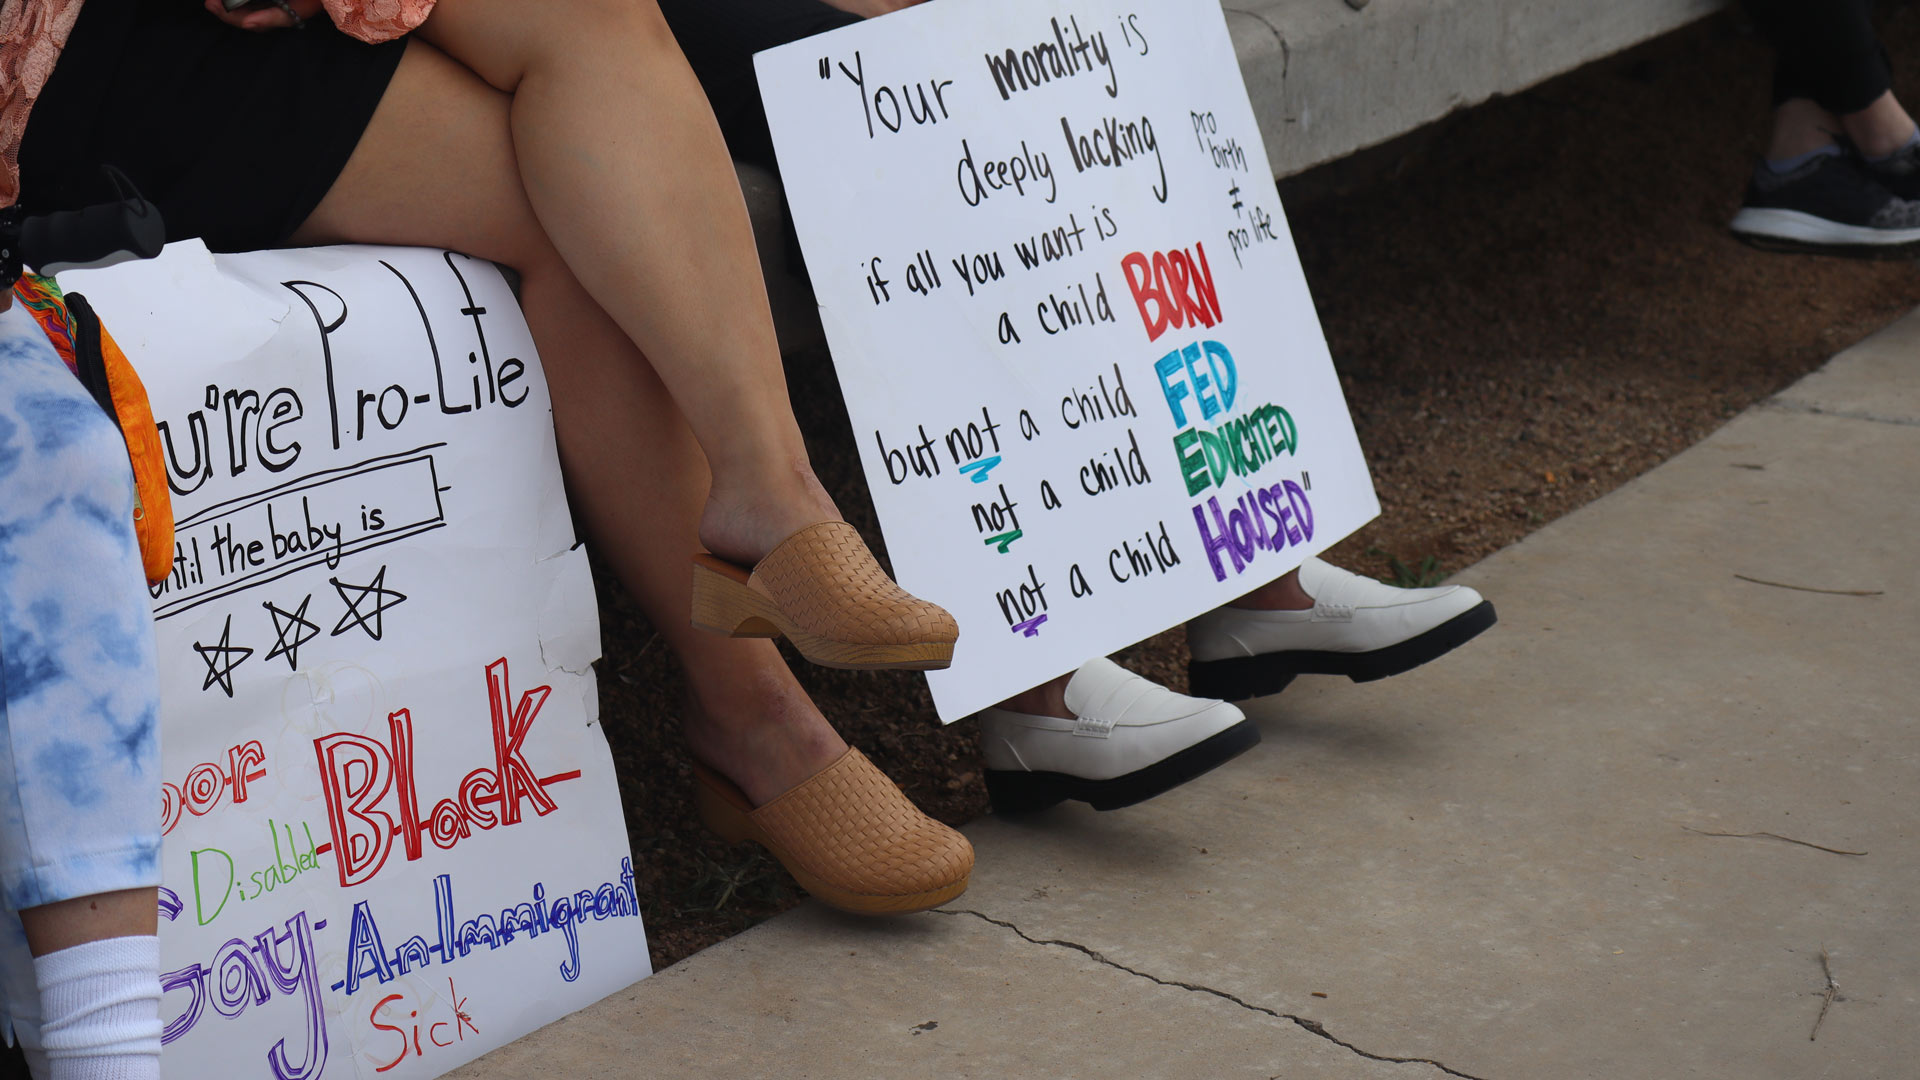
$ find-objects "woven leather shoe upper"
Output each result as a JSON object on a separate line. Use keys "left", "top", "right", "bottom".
{"left": 747, "top": 521, "right": 959, "bottom": 645}
{"left": 749, "top": 747, "right": 973, "bottom": 897}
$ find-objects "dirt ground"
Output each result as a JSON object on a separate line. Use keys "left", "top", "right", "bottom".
{"left": 604, "top": 7, "right": 1920, "bottom": 970}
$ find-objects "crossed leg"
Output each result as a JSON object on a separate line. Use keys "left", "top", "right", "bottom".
{"left": 410, "top": 0, "right": 855, "bottom": 569}
{"left": 292, "top": 38, "right": 843, "bottom": 804}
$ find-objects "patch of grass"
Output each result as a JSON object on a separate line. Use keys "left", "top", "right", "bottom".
{"left": 1383, "top": 554, "right": 1449, "bottom": 589}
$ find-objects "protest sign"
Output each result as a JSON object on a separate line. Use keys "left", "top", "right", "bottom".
{"left": 758, "top": 0, "right": 1382, "bottom": 720}
{"left": 63, "top": 243, "right": 649, "bottom": 1079}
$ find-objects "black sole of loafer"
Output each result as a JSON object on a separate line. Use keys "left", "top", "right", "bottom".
{"left": 984, "top": 718, "right": 1262, "bottom": 814}
{"left": 1188, "top": 600, "right": 1498, "bottom": 702}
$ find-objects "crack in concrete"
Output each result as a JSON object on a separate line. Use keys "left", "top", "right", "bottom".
{"left": 1766, "top": 399, "right": 1920, "bottom": 428}
{"left": 935, "top": 908, "right": 1492, "bottom": 1080}
{"left": 1224, "top": 7, "right": 1291, "bottom": 80}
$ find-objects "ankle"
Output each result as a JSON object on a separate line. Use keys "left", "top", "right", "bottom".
{"left": 681, "top": 664, "right": 847, "bottom": 805}
{"left": 1767, "top": 99, "right": 1842, "bottom": 161}
{"left": 1762, "top": 143, "right": 1842, "bottom": 175}
{"left": 1843, "top": 91, "right": 1919, "bottom": 159}
{"left": 699, "top": 466, "right": 842, "bottom": 566}
{"left": 31, "top": 936, "right": 161, "bottom": 1080}
{"left": 683, "top": 666, "right": 827, "bottom": 756}
{"left": 997, "top": 673, "right": 1072, "bottom": 718}
{"left": 1862, "top": 125, "right": 1920, "bottom": 163}
{"left": 1227, "top": 569, "right": 1314, "bottom": 611}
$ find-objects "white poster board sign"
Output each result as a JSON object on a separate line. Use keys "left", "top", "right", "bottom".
{"left": 64, "top": 244, "right": 650, "bottom": 1079}
{"left": 758, "top": 0, "right": 1380, "bottom": 720}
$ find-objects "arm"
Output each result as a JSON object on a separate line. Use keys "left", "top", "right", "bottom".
{"left": 818, "top": 0, "right": 926, "bottom": 15}
{"left": 202, "top": 0, "right": 435, "bottom": 42}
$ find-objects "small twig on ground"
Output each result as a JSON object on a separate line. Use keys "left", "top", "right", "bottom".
{"left": 632, "top": 631, "right": 660, "bottom": 662}
{"left": 1734, "top": 574, "right": 1884, "bottom": 597}
{"left": 1811, "top": 949, "right": 1839, "bottom": 1042}
{"left": 1682, "top": 826, "right": 1866, "bottom": 857}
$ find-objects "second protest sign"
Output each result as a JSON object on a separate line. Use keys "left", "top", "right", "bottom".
{"left": 758, "top": 0, "right": 1380, "bottom": 719}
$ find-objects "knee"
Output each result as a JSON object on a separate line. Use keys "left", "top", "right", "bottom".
{"left": 525, "top": 0, "right": 679, "bottom": 68}
{"left": 570, "top": 0, "right": 674, "bottom": 40}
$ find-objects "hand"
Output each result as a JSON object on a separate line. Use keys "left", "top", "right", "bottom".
{"left": 203, "top": 0, "right": 324, "bottom": 32}
{"left": 818, "top": 0, "right": 927, "bottom": 17}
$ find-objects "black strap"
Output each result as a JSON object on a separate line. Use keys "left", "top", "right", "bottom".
{"left": 64, "top": 292, "right": 123, "bottom": 426}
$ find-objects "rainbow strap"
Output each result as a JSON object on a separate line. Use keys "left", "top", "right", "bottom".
{"left": 12, "top": 273, "right": 80, "bottom": 377}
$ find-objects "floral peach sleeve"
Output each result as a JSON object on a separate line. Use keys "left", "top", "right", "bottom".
{"left": 323, "top": 0, "right": 438, "bottom": 44}
{"left": 0, "top": 0, "right": 84, "bottom": 209}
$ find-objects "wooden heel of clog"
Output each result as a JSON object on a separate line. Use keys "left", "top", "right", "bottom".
{"left": 691, "top": 556, "right": 782, "bottom": 638}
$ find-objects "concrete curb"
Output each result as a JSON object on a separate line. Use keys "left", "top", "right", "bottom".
{"left": 750, "top": 0, "right": 1728, "bottom": 353}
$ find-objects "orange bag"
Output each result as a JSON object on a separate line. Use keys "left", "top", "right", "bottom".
{"left": 13, "top": 274, "right": 176, "bottom": 585}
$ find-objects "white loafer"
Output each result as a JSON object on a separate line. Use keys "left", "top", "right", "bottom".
{"left": 1187, "top": 557, "right": 1496, "bottom": 702}
{"left": 976, "top": 658, "right": 1258, "bottom": 814}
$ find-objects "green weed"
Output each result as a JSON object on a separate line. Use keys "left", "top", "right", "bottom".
{"left": 1384, "top": 554, "right": 1448, "bottom": 589}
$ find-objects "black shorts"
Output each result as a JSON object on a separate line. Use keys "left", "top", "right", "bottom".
{"left": 20, "top": 0, "right": 407, "bottom": 253}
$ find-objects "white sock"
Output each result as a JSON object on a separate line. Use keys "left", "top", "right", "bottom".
{"left": 30, "top": 936, "right": 161, "bottom": 1080}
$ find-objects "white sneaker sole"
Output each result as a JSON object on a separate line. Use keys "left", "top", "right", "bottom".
{"left": 1730, "top": 207, "right": 1920, "bottom": 249}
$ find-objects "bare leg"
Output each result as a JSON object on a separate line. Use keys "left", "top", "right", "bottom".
{"left": 405, "top": 0, "right": 835, "bottom": 567}
{"left": 1767, "top": 97, "right": 1845, "bottom": 160}
{"left": 1841, "top": 90, "right": 1919, "bottom": 157}
{"left": 1766, "top": 92, "right": 1918, "bottom": 160}
{"left": 19, "top": 890, "right": 155, "bottom": 957}
{"left": 294, "top": 41, "right": 841, "bottom": 802}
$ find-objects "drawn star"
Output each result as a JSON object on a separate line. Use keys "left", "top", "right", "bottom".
{"left": 193, "top": 615, "right": 253, "bottom": 697}
{"left": 330, "top": 565, "right": 407, "bottom": 641}
{"left": 263, "top": 594, "right": 321, "bottom": 670}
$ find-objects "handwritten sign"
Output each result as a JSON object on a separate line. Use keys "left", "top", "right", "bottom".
{"left": 63, "top": 243, "right": 650, "bottom": 1079}
{"left": 758, "top": 0, "right": 1381, "bottom": 720}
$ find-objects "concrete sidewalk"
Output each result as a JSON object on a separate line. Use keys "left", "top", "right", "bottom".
{"left": 452, "top": 313, "right": 1919, "bottom": 1079}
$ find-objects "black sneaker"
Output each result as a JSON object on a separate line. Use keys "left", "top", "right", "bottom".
{"left": 1863, "top": 141, "right": 1920, "bottom": 201}
{"left": 1730, "top": 151, "right": 1920, "bottom": 256}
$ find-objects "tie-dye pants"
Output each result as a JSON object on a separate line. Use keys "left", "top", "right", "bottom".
{"left": 0, "top": 301, "right": 161, "bottom": 1044}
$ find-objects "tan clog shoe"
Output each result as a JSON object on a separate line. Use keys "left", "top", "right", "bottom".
{"left": 693, "top": 747, "right": 973, "bottom": 915}
{"left": 691, "top": 521, "right": 959, "bottom": 670}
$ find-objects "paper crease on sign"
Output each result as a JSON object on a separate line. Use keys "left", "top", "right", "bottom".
{"left": 536, "top": 545, "right": 603, "bottom": 684}
{"left": 65, "top": 241, "right": 289, "bottom": 363}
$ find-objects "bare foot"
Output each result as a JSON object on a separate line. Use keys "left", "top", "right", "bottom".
{"left": 697, "top": 461, "right": 843, "bottom": 568}
{"left": 680, "top": 644, "right": 848, "bottom": 806}
{"left": 996, "top": 672, "right": 1074, "bottom": 718}
{"left": 1226, "top": 568, "right": 1314, "bottom": 611}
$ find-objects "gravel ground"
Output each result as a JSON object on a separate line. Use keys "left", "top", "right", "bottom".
{"left": 601, "top": 7, "right": 1920, "bottom": 970}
